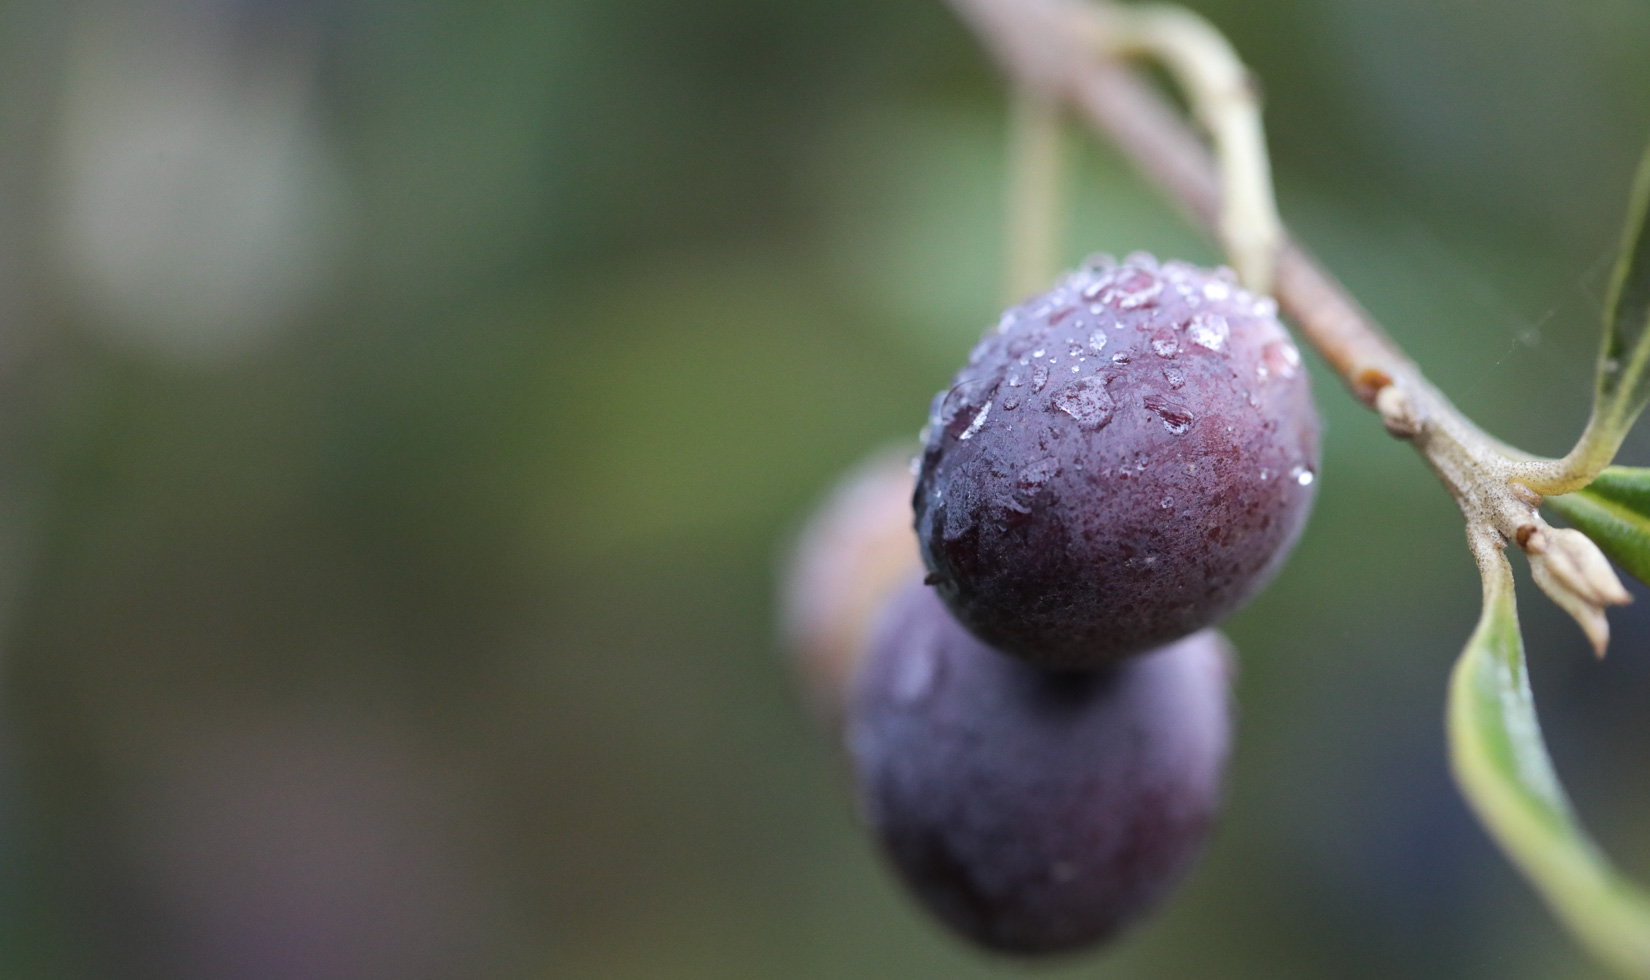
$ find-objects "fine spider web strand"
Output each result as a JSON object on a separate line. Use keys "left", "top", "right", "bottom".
{"left": 1454, "top": 305, "right": 1561, "bottom": 423}
{"left": 1577, "top": 241, "right": 1622, "bottom": 322}
{"left": 1373, "top": 220, "right": 1562, "bottom": 405}
{"left": 1450, "top": 239, "right": 1620, "bottom": 452}
{"left": 1435, "top": 257, "right": 1563, "bottom": 405}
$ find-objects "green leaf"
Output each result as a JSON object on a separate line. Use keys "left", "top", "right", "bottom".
{"left": 1448, "top": 558, "right": 1650, "bottom": 977}
{"left": 1590, "top": 142, "right": 1650, "bottom": 443}
{"left": 1545, "top": 466, "right": 1650, "bottom": 586}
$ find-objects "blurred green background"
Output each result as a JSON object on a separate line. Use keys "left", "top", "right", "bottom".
{"left": 0, "top": 0, "right": 1648, "bottom": 977}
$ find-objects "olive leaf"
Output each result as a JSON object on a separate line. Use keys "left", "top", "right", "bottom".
{"left": 1448, "top": 558, "right": 1650, "bottom": 977}
{"left": 1545, "top": 466, "right": 1650, "bottom": 587}
{"left": 1585, "top": 143, "right": 1650, "bottom": 452}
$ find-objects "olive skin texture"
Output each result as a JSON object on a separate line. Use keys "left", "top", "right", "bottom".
{"left": 914, "top": 253, "right": 1319, "bottom": 668}
{"left": 847, "top": 578, "right": 1232, "bottom": 956}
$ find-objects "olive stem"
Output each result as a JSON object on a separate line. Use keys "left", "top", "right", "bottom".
{"left": 1005, "top": 87, "right": 1067, "bottom": 303}
{"left": 1076, "top": 2, "right": 1281, "bottom": 294}
{"left": 944, "top": 0, "right": 1630, "bottom": 646}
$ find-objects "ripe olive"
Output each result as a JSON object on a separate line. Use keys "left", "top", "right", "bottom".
{"left": 914, "top": 253, "right": 1319, "bottom": 667}
{"left": 849, "top": 577, "right": 1233, "bottom": 955}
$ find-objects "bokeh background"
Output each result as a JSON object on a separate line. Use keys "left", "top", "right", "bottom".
{"left": 0, "top": 0, "right": 1647, "bottom": 977}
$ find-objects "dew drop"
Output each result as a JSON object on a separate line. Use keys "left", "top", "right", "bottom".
{"left": 1032, "top": 365, "right": 1050, "bottom": 392}
{"left": 1263, "top": 340, "right": 1301, "bottom": 379}
{"left": 1018, "top": 457, "right": 1060, "bottom": 494}
{"left": 1053, "top": 378, "right": 1115, "bottom": 430}
{"left": 1007, "top": 373, "right": 1023, "bottom": 387}
{"left": 1006, "top": 456, "right": 1060, "bottom": 514}
{"left": 1152, "top": 332, "right": 1180, "bottom": 358}
{"left": 1001, "top": 393, "right": 1021, "bottom": 411}
{"left": 1111, "top": 352, "right": 1131, "bottom": 364}
{"left": 958, "top": 402, "right": 991, "bottom": 440}
{"left": 1093, "top": 267, "right": 1163, "bottom": 310}
{"left": 1160, "top": 496, "right": 1175, "bottom": 510}
{"left": 1144, "top": 392, "right": 1194, "bottom": 435}
{"left": 1202, "top": 280, "right": 1231, "bottom": 301}
{"left": 938, "top": 379, "right": 994, "bottom": 433}
{"left": 1163, "top": 366, "right": 1186, "bottom": 389}
{"left": 1188, "top": 313, "right": 1229, "bottom": 352}
{"left": 1291, "top": 465, "right": 1316, "bottom": 486}
{"left": 1033, "top": 348, "right": 1046, "bottom": 359}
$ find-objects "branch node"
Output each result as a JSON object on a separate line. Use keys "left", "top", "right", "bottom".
{"left": 1376, "top": 384, "right": 1422, "bottom": 439}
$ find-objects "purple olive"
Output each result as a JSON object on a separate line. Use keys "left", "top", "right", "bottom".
{"left": 914, "top": 253, "right": 1319, "bottom": 667}
{"left": 848, "top": 577, "right": 1232, "bottom": 955}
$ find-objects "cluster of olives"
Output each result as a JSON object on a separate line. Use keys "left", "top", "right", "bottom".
{"left": 784, "top": 253, "right": 1319, "bottom": 957}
